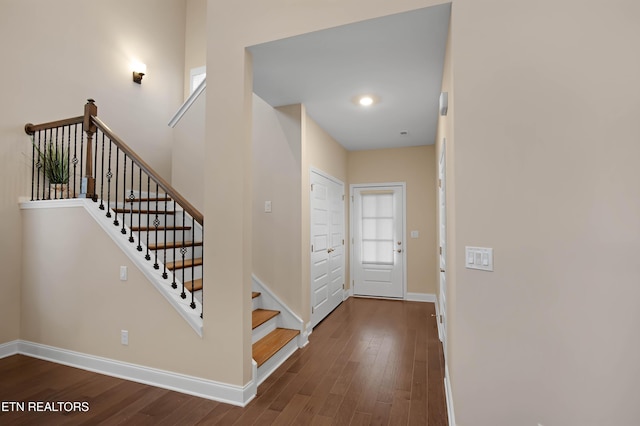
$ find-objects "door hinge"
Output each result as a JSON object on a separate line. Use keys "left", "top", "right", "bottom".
{"left": 439, "top": 315, "right": 443, "bottom": 324}
{"left": 311, "top": 184, "right": 314, "bottom": 191}
{"left": 342, "top": 194, "right": 345, "bottom": 201}
{"left": 312, "top": 306, "right": 314, "bottom": 314}
{"left": 342, "top": 239, "right": 344, "bottom": 245}
{"left": 438, "top": 179, "right": 442, "bottom": 188}
{"left": 342, "top": 283, "right": 345, "bottom": 289}
{"left": 311, "top": 244, "right": 314, "bottom": 252}
{"left": 439, "top": 246, "right": 442, "bottom": 255}
{"left": 351, "top": 195, "right": 354, "bottom": 202}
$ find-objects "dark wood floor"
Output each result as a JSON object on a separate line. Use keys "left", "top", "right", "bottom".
{"left": 0, "top": 297, "right": 447, "bottom": 425}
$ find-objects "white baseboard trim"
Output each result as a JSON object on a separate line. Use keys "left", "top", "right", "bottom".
{"left": 17, "top": 340, "right": 254, "bottom": 407}
{"left": 343, "top": 287, "right": 353, "bottom": 300}
{"left": 444, "top": 364, "right": 456, "bottom": 426}
{"left": 405, "top": 292, "right": 436, "bottom": 303}
{"left": 0, "top": 340, "right": 19, "bottom": 359}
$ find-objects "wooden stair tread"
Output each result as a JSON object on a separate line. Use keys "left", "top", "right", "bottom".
{"left": 252, "top": 328, "right": 300, "bottom": 367}
{"left": 126, "top": 197, "right": 172, "bottom": 203}
{"left": 166, "top": 258, "right": 203, "bottom": 270}
{"left": 130, "top": 225, "right": 191, "bottom": 232}
{"left": 113, "top": 208, "right": 176, "bottom": 215}
{"left": 252, "top": 309, "right": 280, "bottom": 329}
{"left": 183, "top": 279, "right": 203, "bottom": 292}
{"left": 147, "top": 241, "right": 203, "bottom": 250}
{"left": 252, "top": 292, "right": 260, "bottom": 299}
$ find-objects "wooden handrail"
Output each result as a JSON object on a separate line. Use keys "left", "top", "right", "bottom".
{"left": 90, "top": 116, "right": 204, "bottom": 226}
{"left": 25, "top": 116, "right": 83, "bottom": 135}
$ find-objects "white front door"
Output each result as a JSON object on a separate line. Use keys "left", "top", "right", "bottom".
{"left": 351, "top": 185, "right": 404, "bottom": 298}
{"left": 438, "top": 140, "right": 447, "bottom": 345}
{"left": 310, "top": 170, "right": 345, "bottom": 328}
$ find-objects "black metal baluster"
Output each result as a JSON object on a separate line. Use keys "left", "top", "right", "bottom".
{"left": 170, "top": 198, "right": 176, "bottom": 287}
{"left": 92, "top": 127, "right": 98, "bottom": 202}
{"left": 164, "top": 193, "right": 170, "bottom": 280}
{"left": 180, "top": 209, "right": 187, "bottom": 300}
{"left": 136, "top": 167, "right": 143, "bottom": 251}
{"left": 61, "top": 126, "right": 67, "bottom": 198}
{"left": 200, "top": 228, "right": 203, "bottom": 319}
{"left": 44, "top": 129, "right": 51, "bottom": 200}
{"left": 79, "top": 126, "right": 84, "bottom": 200}
{"left": 30, "top": 132, "right": 36, "bottom": 201}
{"left": 121, "top": 155, "right": 127, "bottom": 235}
{"left": 145, "top": 175, "right": 151, "bottom": 261}
{"left": 99, "top": 132, "right": 105, "bottom": 210}
{"left": 65, "top": 126, "right": 71, "bottom": 199}
{"left": 72, "top": 124, "right": 79, "bottom": 198}
{"left": 113, "top": 148, "right": 120, "bottom": 227}
{"left": 154, "top": 183, "right": 161, "bottom": 271}
{"left": 105, "top": 140, "right": 113, "bottom": 218}
{"left": 190, "top": 215, "right": 196, "bottom": 310}
{"left": 36, "top": 130, "right": 47, "bottom": 200}
{"left": 128, "top": 159, "right": 135, "bottom": 243}
{"left": 53, "top": 127, "right": 59, "bottom": 199}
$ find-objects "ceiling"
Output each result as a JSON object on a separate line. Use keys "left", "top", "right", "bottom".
{"left": 248, "top": 3, "right": 451, "bottom": 152}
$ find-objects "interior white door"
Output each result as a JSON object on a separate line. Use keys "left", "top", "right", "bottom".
{"left": 438, "top": 140, "right": 447, "bottom": 345}
{"left": 352, "top": 185, "right": 404, "bottom": 298}
{"left": 310, "top": 171, "right": 345, "bottom": 328}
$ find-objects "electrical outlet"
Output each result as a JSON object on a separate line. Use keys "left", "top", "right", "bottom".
{"left": 120, "top": 266, "right": 127, "bottom": 281}
{"left": 121, "top": 330, "right": 128, "bottom": 345}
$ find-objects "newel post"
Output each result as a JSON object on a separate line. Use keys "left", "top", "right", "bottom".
{"left": 81, "top": 99, "right": 97, "bottom": 200}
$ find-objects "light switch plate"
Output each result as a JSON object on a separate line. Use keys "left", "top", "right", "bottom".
{"left": 264, "top": 201, "right": 272, "bottom": 213}
{"left": 465, "top": 246, "right": 493, "bottom": 271}
{"left": 410, "top": 230, "right": 419, "bottom": 238}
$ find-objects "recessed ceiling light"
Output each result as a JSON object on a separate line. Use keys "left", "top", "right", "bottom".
{"left": 352, "top": 94, "right": 379, "bottom": 107}
{"left": 359, "top": 96, "right": 374, "bottom": 106}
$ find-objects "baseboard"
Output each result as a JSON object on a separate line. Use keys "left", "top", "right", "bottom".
{"left": 405, "top": 292, "right": 436, "bottom": 303}
{"left": 0, "top": 340, "right": 19, "bottom": 359}
{"left": 17, "top": 340, "right": 255, "bottom": 407}
{"left": 343, "top": 287, "right": 353, "bottom": 300}
{"left": 444, "top": 364, "right": 456, "bottom": 426}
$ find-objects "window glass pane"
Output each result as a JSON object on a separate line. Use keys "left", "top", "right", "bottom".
{"left": 360, "top": 192, "right": 395, "bottom": 265}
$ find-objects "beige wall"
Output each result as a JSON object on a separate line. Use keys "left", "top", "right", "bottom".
{"left": 207, "top": 0, "right": 640, "bottom": 421}
{"left": 171, "top": 91, "right": 205, "bottom": 211}
{"left": 205, "top": 0, "right": 442, "bottom": 387}
{"left": 348, "top": 146, "right": 437, "bottom": 295}
{"left": 184, "top": 0, "right": 207, "bottom": 99}
{"left": 252, "top": 96, "right": 303, "bottom": 315}
{"left": 0, "top": 0, "right": 186, "bottom": 345}
{"left": 451, "top": 0, "right": 640, "bottom": 424}
{"left": 21, "top": 207, "right": 217, "bottom": 379}
{"left": 302, "top": 110, "right": 349, "bottom": 321}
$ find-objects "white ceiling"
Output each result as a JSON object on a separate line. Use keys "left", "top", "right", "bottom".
{"left": 248, "top": 3, "right": 451, "bottom": 151}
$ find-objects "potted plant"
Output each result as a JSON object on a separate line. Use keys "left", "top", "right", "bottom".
{"left": 34, "top": 141, "right": 71, "bottom": 198}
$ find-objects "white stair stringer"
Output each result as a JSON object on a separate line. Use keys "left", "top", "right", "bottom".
{"left": 83, "top": 198, "right": 203, "bottom": 336}
{"left": 251, "top": 274, "right": 308, "bottom": 386}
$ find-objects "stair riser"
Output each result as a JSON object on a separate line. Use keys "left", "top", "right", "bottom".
{"left": 156, "top": 246, "right": 203, "bottom": 263}
{"left": 117, "top": 214, "right": 177, "bottom": 228}
{"left": 166, "top": 266, "right": 203, "bottom": 283}
{"left": 252, "top": 316, "right": 278, "bottom": 344}
{"left": 131, "top": 229, "right": 193, "bottom": 245}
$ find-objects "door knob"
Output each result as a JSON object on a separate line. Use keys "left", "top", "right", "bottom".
{"left": 397, "top": 249, "right": 402, "bottom": 253}
{"left": 440, "top": 268, "right": 445, "bottom": 273}
{"left": 327, "top": 248, "right": 334, "bottom": 253}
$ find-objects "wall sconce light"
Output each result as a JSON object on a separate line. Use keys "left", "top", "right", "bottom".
{"left": 132, "top": 62, "right": 147, "bottom": 84}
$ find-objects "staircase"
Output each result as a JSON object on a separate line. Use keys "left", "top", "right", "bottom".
{"left": 112, "top": 194, "right": 204, "bottom": 307}
{"left": 251, "top": 291, "right": 301, "bottom": 385}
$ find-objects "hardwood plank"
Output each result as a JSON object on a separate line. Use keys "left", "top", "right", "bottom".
{"left": 147, "top": 240, "right": 203, "bottom": 250}
{"left": 252, "top": 309, "right": 280, "bottom": 329}
{"left": 0, "top": 298, "right": 447, "bottom": 425}
{"left": 165, "top": 257, "right": 203, "bottom": 271}
{"left": 253, "top": 328, "right": 299, "bottom": 367}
